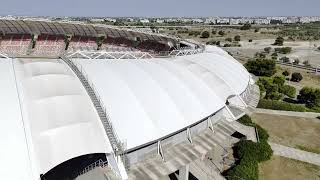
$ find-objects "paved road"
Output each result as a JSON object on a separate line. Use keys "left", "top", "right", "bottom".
{"left": 254, "top": 108, "right": 320, "bottom": 119}
{"left": 269, "top": 142, "right": 320, "bottom": 166}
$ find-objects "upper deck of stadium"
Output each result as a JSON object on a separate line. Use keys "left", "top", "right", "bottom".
{"left": 0, "top": 19, "right": 198, "bottom": 57}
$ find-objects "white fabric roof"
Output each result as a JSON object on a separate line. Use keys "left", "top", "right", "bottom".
{"left": 75, "top": 49, "right": 250, "bottom": 149}
{"left": 11, "top": 59, "right": 112, "bottom": 175}
{"left": 0, "top": 46, "right": 250, "bottom": 179}
{"left": 0, "top": 60, "right": 34, "bottom": 180}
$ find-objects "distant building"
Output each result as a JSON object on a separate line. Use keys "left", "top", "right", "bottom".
{"left": 139, "top": 19, "right": 150, "bottom": 23}
{"left": 216, "top": 18, "right": 230, "bottom": 24}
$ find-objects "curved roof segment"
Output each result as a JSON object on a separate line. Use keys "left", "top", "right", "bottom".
{"left": 11, "top": 59, "right": 112, "bottom": 175}
{"left": 0, "top": 60, "right": 34, "bottom": 180}
{"left": 74, "top": 50, "right": 250, "bottom": 149}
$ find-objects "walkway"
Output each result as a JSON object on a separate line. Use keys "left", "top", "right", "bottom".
{"left": 269, "top": 142, "right": 320, "bottom": 166}
{"left": 254, "top": 108, "right": 320, "bottom": 119}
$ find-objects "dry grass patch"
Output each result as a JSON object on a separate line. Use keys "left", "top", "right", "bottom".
{"left": 277, "top": 66, "right": 320, "bottom": 89}
{"left": 251, "top": 113, "right": 320, "bottom": 152}
{"left": 259, "top": 155, "right": 320, "bottom": 180}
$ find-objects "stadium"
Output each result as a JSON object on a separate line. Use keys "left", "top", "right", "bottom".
{"left": 0, "top": 19, "right": 260, "bottom": 180}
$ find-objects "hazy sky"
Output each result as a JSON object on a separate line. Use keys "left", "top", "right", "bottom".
{"left": 1, "top": 0, "right": 319, "bottom": 17}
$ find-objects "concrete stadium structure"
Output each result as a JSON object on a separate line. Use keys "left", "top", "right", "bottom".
{"left": 0, "top": 20, "right": 260, "bottom": 180}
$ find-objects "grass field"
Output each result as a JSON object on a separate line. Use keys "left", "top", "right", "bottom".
{"left": 251, "top": 113, "right": 320, "bottom": 154}
{"left": 259, "top": 156, "right": 320, "bottom": 180}
{"left": 277, "top": 66, "right": 320, "bottom": 89}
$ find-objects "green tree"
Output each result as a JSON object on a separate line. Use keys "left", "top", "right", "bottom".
{"left": 273, "top": 36, "right": 284, "bottom": 46}
{"left": 200, "top": 31, "right": 210, "bottom": 38}
{"left": 280, "top": 56, "right": 290, "bottom": 63}
{"left": 218, "top": 30, "right": 225, "bottom": 36}
{"left": 291, "top": 72, "right": 303, "bottom": 82}
{"left": 240, "top": 23, "right": 251, "bottom": 30}
{"left": 273, "top": 76, "right": 285, "bottom": 86}
{"left": 264, "top": 47, "right": 272, "bottom": 53}
{"left": 245, "top": 59, "right": 277, "bottom": 77}
{"left": 225, "top": 37, "right": 232, "bottom": 42}
{"left": 234, "top": 35, "right": 241, "bottom": 41}
{"left": 282, "top": 70, "right": 290, "bottom": 76}
{"left": 280, "top": 85, "right": 296, "bottom": 98}
{"left": 298, "top": 87, "right": 320, "bottom": 109}
{"left": 275, "top": 47, "right": 292, "bottom": 54}
{"left": 303, "top": 60, "right": 311, "bottom": 67}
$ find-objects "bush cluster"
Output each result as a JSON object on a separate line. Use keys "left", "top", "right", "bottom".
{"left": 200, "top": 31, "right": 210, "bottom": 38}
{"left": 298, "top": 87, "right": 320, "bottom": 109}
{"left": 240, "top": 23, "right": 251, "bottom": 30}
{"left": 258, "top": 76, "right": 297, "bottom": 100}
{"left": 245, "top": 59, "right": 276, "bottom": 77}
{"left": 273, "top": 36, "right": 284, "bottom": 46}
{"left": 274, "top": 47, "right": 292, "bottom": 54}
{"left": 282, "top": 70, "right": 290, "bottom": 76}
{"left": 280, "top": 85, "right": 296, "bottom": 98}
{"left": 226, "top": 115, "right": 272, "bottom": 180}
{"left": 234, "top": 35, "right": 241, "bottom": 41}
{"left": 257, "top": 99, "right": 306, "bottom": 112}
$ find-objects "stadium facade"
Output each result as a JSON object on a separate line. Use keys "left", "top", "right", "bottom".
{"left": 0, "top": 20, "right": 260, "bottom": 180}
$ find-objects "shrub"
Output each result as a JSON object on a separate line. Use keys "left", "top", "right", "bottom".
{"left": 256, "top": 125, "right": 269, "bottom": 141}
{"left": 238, "top": 114, "right": 254, "bottom": 126}
{"left": 293, "top": 59, "right": 300, "bottom": 65}
{"left": 273, "top": 36, "right": 284, "bottom": 46}
{"left": 280, "top": 85, "right": 296, "bottom": 98}
{"left": 206, "top": 40, "right": 216, "bottom": 45}
{"left": 265, "top": 91, "right": 283, "bottom": 100}
{"left": 225, "top": 157, "right": 258, "bottom": 180}
{"left": 298, "top": 87, "right": 320, "bottom": 109}
{"left": 254, "top": 28, "right": 259, "bottom": 33}
{"left": 282, "top": 70, "right": 290, "bottom": 76}
{"left": 255, "top": 52, "right": 266, "bottom": 58}
{"left": 271, "top": 52, "right": 278, "bottom": 57}
{"left": 274, "top": 47, "right": 292, "bottom": 54}
{"left": 211, "top": 30, "right": 217, "bottom": 35}
{"left": 273, "top": 76, "right": 285, "bottom": 86}
{"left": 280, "top": 56, "right": 290, "bottom": 63}
{"left": 238, "top": 115, "right": 270, "bottom": 141}
{"left": 317, "top": 46, "right": 320, "bottom": 51}
{"left": 234, "top": 35, "right": 241, "bottom": 41}
{"left": 257, "top": 99, "right": 306, "bottom": 112}
{"left": 291, "top": 72, "right": 303, "bottom": 82}
{"left": 235, "top": 140, "right": 272, "bottom": 163}
{"left": 200, "top": 31, "right": 210, "bottom": 38}
{"left": 303, "top": 60, "right": 311, "bottom": 67}
{"left": 230, "top": 115, "right": 273, "bottom": 180}
{"left": 264, "top": 47, "right": 272, "bottom": 53}
{"left": 218, "top": 30, "right": 225, "bottom": 36}
{"left": 240, "top": 23, "right": 251, "bottom": 30}
{"left": 245, "top": 59, "right": 276, "bottom": 77}
{"left": 225, "top": 37, "right": 232, "bottom": 42}
{"left": 248, "top": 39, "right": 253, "bottom": 42}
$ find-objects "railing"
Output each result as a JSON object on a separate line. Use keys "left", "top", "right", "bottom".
{"left": 78, "top": 159, "right": 108, "bottom": 176}
{"left": 61, "top": 57, "right": 129, "bottom": 171}
{"left": 0, "top": 52, "right": 10, "bottom": 59}
{"left": 66, "top": 47, "right": 205, "bottom": 59}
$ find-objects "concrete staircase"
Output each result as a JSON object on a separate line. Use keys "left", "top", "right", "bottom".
{"left": 238, "top": 84, "right": 260, "bottom": 115}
